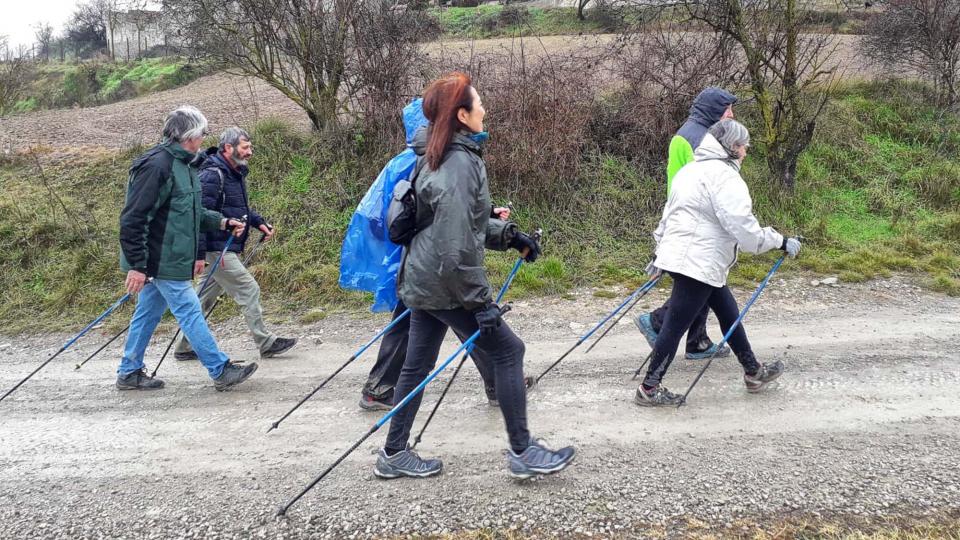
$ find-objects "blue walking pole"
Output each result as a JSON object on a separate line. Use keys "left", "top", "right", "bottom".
{"left": 534, "top": 273, "right": 663, "bottom": 384}
{"left": 1, "top": 291, "right": 134, "bottom": 403}
{"left": 676, "top": 255, "right": 786, "bottom": 407}
{"left": 267, "top": 307, "right": 413, "bottom": 433}
{"left": 275, "top": 305, "right": 511, "bottom": 517}
{"left": 151, "top": 230, "right": 239, "bottom": 378}
{"left": 584, "top": 272, "right": 664, "bottom": 354}
{"left": 409, "top": 255, "right": 526, "bottom": 449}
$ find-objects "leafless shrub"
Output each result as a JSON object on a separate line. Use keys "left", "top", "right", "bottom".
{"left": 863, "top": 0, "right": 960, "bottom": 106}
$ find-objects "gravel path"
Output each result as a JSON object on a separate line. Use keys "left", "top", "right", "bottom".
{"left": 1, "top": 275, "right": 958, "bottom": 538}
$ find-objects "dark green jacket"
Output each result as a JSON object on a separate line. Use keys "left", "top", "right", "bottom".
{"left": 119, "top": 141, "right": 225, "bottom": 281}
{"left": 398, "top": 128, "right": 516, "bottom": 311}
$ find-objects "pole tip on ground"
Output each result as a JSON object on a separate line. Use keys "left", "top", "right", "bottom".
{"left": 275, "top": 506, "right": 287, "bottom": 518}
{"left": 267, "top": 424, "right": 278, "bottom": 433}
{"left": 74, "top": 364, "right": 81, "bottom": 370}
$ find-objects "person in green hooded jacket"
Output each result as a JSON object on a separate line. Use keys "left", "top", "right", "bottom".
{"left": 116, "top": 106, "right": 257, "bottom": 392}
{"left": 634, "top": 87, "right": 739, "bottom": 360}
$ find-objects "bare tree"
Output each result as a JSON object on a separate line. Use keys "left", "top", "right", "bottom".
{"left": 168, "top": 0, "right": 424, "bottom": 133}
{"left": 863, "top": 0, "right": 960, "bottom": 106}
{"left": 33, "top": 23, "right": 55, "bottom": 63}
{"left": 67, "top": 0, "right": 112, "bottom": 59}
{"left": 0, "top": 37, "right": 35, "bottom": 115}
{"left": 681, "top": 0, "right": 839, "bottom": 190}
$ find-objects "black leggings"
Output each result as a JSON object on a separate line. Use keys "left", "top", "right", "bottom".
{"left": 385, "top": 307, "right": 530, "bottom": 454}
{"left": 362, "top": 300, "right": 494, "bottom": 400}
{"left": 643, "top": 272, "right": 761, "bottom": 389}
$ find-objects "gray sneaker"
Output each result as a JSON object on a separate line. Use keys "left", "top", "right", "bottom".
{"left": 744, "top": 361, "right": 784, "bottom": 393}
{"left": 634, "top": 384, "right": 684, "bottom": 407}
{"left": 213, "top": 361, "right": 258, "bottom": 391}
{"left": 116, "top": 369, "right": 165, "bottom": 391}
{"left": 374, "top": 446, "right": 443, "bottom": 479}
{"left": 507, "top": 437, "right": 576, "bottom": 480}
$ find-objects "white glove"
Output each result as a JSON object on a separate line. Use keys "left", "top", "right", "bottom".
{"left": 644, "top": 259, "right": 661, "bottom": 277}
{"left": 784, "top": 237, "right": 802, "bottom": 259}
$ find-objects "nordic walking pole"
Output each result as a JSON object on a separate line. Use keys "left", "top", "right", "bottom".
{"left": 74, "top": 233, "right": 269, "bottom": 371}
{"left": 267, "top": 308, "right": 412, "bottom": 433}
{"left": 150, "top": 218, "right": 246, "bottom": 378}
{"left": 1, "top": 291, "right": 134, "bottom": 403}
{"left": 410, "top": 252, "right": 527, "bottom": 450}
{"left": 676, "top": 255, "right": 786, "bottom": 408}
{"left": 150, "top": 231, "right": 266, "bottom": 376}
{"left": 584, "top": 273, "right": 663, "bottom": 354}
{"left": 275, "top": 305, "right": 511, "bottom": 517}
{"left": 534, "top": 274, "right": 662, "bottom": 385}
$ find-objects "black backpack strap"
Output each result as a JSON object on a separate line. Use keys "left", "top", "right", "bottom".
{"left": 214, "top": 168, "right": 226, "bottom": 212}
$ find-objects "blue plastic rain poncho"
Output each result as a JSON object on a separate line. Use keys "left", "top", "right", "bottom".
{"left": 338, "top": 98, "right": 429, "bottom": 312}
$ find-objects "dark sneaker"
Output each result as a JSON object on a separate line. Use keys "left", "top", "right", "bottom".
{"left": 374, "top": 446, "right": 443, "bottom": 479}
{"left": 116, "top": 369, "right": 165, "bottom": 391}
{"left": 359, "top": 393, "right": 393, "bottom": 411}
{"left": 744, "top": 361, "right": 784, "bottom": 393}
{"left": 213, "top": 361, "right": 259, "bottom": 391}
{"left": 685, "top": 340, "right": 732, "bottom": 360}
{"left": 262, "top": 337, "right": 297, "bottom": 358}
{"left": 507, "top": 437, "right": 576, "bottom": 480}
{"left": 633, "top": 313, "right": 659, "bottom": 349}
{"left": 634, "top": 384, "right": 684, "bottom": 407}
{"left": 174, "top": 350, "right": 198, "bottom": 361}
{"left": 487, "top": 375, "right": 537, "bottom": 406}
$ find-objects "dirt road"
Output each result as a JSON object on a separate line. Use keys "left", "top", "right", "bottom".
{"left": 1, "top": 275, "right": 958, "bottom": 538}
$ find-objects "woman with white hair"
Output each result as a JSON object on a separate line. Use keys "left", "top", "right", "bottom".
{"left": 636, "top": 118, "right": 803, "bottom": 406}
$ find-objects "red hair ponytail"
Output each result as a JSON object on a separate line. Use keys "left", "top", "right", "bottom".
{"left": 422, "top": 72, "right": 474, "bottom": 171}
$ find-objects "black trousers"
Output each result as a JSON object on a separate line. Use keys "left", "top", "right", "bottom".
{"left": 650, "top": 299, "right": 711, "bottom": 353}
{"left": 363, "top": 300, "right": 494, "bottom": 400}
{"left": 643, "top": 272, "right": 761, "bottom": 388}
{"left": 385, "top": 307, "right": 530, "bottom": 454}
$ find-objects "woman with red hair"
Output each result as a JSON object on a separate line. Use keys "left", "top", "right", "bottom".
{"left": 374, "top": 73, "right": 576, "bottom": 480}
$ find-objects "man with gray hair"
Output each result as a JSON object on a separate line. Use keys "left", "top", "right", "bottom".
{"left": 174, "top": 126, "right": 297, "bottom": 361}
{"left": 118, "top": 106, "right": 258, "bottom": 391}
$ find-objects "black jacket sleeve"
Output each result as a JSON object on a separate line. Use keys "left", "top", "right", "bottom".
{"left": 119, "top": 163, "right": 167, "bottom": 273}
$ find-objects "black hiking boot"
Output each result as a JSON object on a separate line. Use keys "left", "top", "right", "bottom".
{"left": 262, "top": 337, "right": 297, "bottom": 358}
{"left": 359, "top": 393, "right": 393, "bottom": 411}
{"left": 116, "top": 369, "right": 165, "bottom": 391}
{"left": 744, "top": 360, "right": 784, "bottom": 393}
{"left": 213, "top": 361, "right": 258, "bottom": 391}
{"left": 486, "top": 375, "right": 537, "bottom": 406}
{"left": 634, "top": 384, "right": 684, "bottom": 407}
{"left": 174, "top": 350, "right": 198, "bottom": 361}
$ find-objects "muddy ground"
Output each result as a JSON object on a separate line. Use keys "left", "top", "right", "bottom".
{"left": 1, "top": 274, "right": 958, "bottom": 538}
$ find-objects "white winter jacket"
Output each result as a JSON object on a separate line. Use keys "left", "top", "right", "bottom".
{"left": 653, "top": 134, "right": 784, "bottom": 287}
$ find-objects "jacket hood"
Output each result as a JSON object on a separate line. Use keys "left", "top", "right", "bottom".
{"left": 695, "top": 133, "right": 741, "bottom": 171}
{"left": 403, "top": 98, "right": 429, "bottom": 145}
{"left": 409, "top": 126, "right": 482, "bottom": 158}
{"left": 688, "top": 87, "right": 738, "bottom": 127}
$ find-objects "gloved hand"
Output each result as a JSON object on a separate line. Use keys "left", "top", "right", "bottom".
{"left": 644, "top": 258, "right": 661, "bottom": 278}
{"left": 473, "top": 303, "right": 502, "bottom": 336}
{"left": 782, "top": 237, "right": 802, "bottom": 259}
{"left": 509, "top": 231, "right": 541, "bottom": 263}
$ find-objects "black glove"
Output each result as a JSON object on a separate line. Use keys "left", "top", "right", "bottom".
{"left": 474, "top": 303, "right": 502, "bottom": 336}
{"left": 509, "top": 231, "right": 541, "bottom": 263}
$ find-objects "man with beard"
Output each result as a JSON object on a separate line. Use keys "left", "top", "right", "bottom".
{"left": 174, "top": 127, "right": 298, "bottom": 361}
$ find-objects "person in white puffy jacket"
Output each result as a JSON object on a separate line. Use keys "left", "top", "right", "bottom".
{"left": 635, "top": 119, "right": 802, "bottom": 407}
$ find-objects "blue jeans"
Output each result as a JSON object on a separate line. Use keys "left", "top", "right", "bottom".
{"left": 118, "top": 279, "right": 229, "bottom": 379}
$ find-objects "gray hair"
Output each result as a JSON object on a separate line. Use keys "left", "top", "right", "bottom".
{"left": 708, "top": 119, "right": 750, "bottom": 159}
{"left": 218, "top": 127, "right": 251, "bottom": 152}
{"left": 162, "top": 105, "right": 208, "bottom": 143}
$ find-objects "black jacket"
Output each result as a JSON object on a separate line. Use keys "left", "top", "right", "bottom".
{"left": 195, "top": 148, "right": 266, "bottom": 258}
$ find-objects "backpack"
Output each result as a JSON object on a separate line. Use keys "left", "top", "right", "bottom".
{"left": 386, "top": 157, "right": 427, "bottom": 245}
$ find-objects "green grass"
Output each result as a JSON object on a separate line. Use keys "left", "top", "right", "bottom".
{"left": 2, "top": 58, "right": 206, "bottom": 116}
{"left": 1, "top": 80, "right": 959, "bottom": 334}
{"left": 431, "top": 5, "right": 613, "bottom": 39}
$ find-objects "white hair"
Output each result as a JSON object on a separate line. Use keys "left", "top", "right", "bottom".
{"left": 708, "top": 119, "right": 751, "bottom": 159}
{"left": 162, "top": 105, "right": 208, "bottom": 143}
